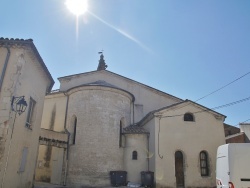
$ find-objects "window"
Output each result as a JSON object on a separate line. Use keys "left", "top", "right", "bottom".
{"left": 70, "top": 115, "right": 77, "bottom": 145}
{"left": 26, "top": 97, "right": 36, "bottom": 129}
{"left": 184, "top": 113, "right": 194, "bottom": 122}
{"left": 119, "top": 118, "right": 125, "bottom": 148}
{"left": 73, "top": 117, "right": 77, "bottom": 145}
{"left": 132, "top": 151, "right": 138, "bottom": 160}
{"left": 19, "top": 147, "right": 28, "bottom": 172}
{"left": 200, "top": 151, "right": 209, "bottom": 176}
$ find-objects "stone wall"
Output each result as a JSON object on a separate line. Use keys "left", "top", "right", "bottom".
{"left": 66, "top": 86, "right": 132, "bottom": 187}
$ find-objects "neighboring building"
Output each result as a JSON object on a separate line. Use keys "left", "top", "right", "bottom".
{"left": 224, "top": 123, "right": 240, "bottom": 137}
{"left": 0, "top": 38, "right": 54, "bottom": 188}
{"left": 239, "top": 123, "right": 250, "bottom": 142}
{"left": 35, "top": 53, "right": 226, "bottom": 188}
{"left": 224, "top": 123, "right": 250, "bottom": 143}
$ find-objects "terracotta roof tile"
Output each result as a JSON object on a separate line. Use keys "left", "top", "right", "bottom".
{"left": 123, "top": 125, "right": 149, "bottom": 134}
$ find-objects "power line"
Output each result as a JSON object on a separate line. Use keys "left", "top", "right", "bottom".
{"left": 160, "top": 96, "right": 250, "bottom": 118}
{"left": 170, "top": 71, "right": 250, "bottom": 113}
{"left": 195, "top": 71, "right": 250, "bottom": 102}
{"left": 211, "top": 96, "right": 250, "bottom": 110}
{"left": 234, "top": 118, "right": 250, "bottom": 127}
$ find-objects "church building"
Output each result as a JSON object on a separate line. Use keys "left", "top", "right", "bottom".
{"left": 35, "top": 53, "right": 226, "bottom": 188}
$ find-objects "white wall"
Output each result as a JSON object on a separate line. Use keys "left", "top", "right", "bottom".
{"left": 145, "top": 102, "right": 225, "bottom": 188}
{"left": 124, "top": 134, "right": 148, "bottom": 183}
{"left": 0, "top": 45, "right": 52, "bottom": 188}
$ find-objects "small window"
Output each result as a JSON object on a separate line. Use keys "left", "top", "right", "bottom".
{"left": 132, "top": 151, "right": 138, "bottom": 160}
{"left": 73, "top": 117, "right": 77, "bottom": 145}
{"left": 19, "top": 147, "right": 28, "bottom": 172}
{"left": 26, "top": 97, "right": 36, "bottom": 129}
{"left": 200, "top": 151, "right": 209, "bottom": 176}
{"left": 119, "top": 118, "right": 125, "bottom": 148}
{"left": 184, "top": 113, "right": 194, "bottom": 122}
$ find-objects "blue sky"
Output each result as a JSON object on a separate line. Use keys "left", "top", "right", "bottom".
{"left": 1, "top": 0, "right": 250, "bottom": 126}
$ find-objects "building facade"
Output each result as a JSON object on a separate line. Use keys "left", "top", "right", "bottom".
{"left": 0, "top": 38, "right": 54, "bottom": 188}
{"left": 35, "top": 54, "right": 226, "bottom": 188}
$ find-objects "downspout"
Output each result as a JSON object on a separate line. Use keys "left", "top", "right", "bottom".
{"left": 132, "top": 101, "right": 135, "bottom": 124}
{"left": 157, "top": 117, "right": 163, "bottom": 159}
{"left": 63, "top": 93, "right": 70, "bottom": 186}
{"left": 147, "top": 133, "right": 150, "bottom": 171}
{"left": 0, "top": 45, "right": 10, "bottom": 92}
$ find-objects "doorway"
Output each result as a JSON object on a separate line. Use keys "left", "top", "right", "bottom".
{"left": 175, "top": 151, "right": 185, "bottom": 188}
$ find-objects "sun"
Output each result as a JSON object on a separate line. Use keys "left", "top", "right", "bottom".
{"left": 65, "top": 0, "right": 88, "bottom": 16}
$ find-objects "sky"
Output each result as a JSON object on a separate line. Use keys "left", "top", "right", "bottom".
{"left": 1, "top": 0, "right": 250, "bottom": 127}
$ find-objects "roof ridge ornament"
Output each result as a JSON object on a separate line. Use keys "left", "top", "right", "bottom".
{"left": 97, "top": 51, "right": 107, "bottom": 71}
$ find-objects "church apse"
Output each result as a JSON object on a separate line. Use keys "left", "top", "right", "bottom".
{"left": 65, "top": 85, "right": 133, "bottom": 187}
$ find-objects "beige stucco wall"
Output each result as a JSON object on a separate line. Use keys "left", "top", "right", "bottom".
{"left": 35, "top": 145, "right": 65, "bottom": 184}
{"left": 58, "top": 71, "right": 182, "bottom": 123}
{"left": 240, "top": 123, "right": 250, "bottom": 140}
{"left": 147, "top": 102, "right": 225, "bottom": 188}
{"left": 35, "top": 145, "right": 52, "bottom": 182}
{"left": 66, "top": 86, "right": 132, "bottom": 187}
{"left": 124, "top": 134, "right": 148, "bottom": 183}
{"left": 0, "top": 45, "right": 52, "bottom": 188}
{"left": 143, "top": 118, "right": 156, "bottom": 173}
{"left": 40, "top": 92, "right": 67, "bottom": 132}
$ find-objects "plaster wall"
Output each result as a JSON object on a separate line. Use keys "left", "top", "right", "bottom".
{"left": 40, "top": 93, "right": 67, "bottom": 132}
{"left": 35, "top": 145, "right": 65, "bottom": 184}
{"left": 66, "top": 87, "right": 132, "bottom": 187}
{"left": 58, "top": 71, "right": 182, "bottom": 123}
{"left": 0, "top": 46, "right": 51, "bottom": 188}
{"left": 143, "top": 118, "right": 156, "bottom": 173}
{"left": 35, "top": 145, "right": 52, "bottom": 182}
{"left": 240, "top": 123, "right": 250, "bottom": 141}
{"left": 152, "top": 103, "right": 225, "bottom": 188}
{"left": 124, "top": 134, "right": 148, "bottom": 183}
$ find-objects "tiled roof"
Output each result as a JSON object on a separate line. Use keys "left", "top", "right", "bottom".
{"left": 122, "top": 125, "right": 149, "bottom": 134}
{"left": 86, "top": 80, "right": 117, "bottom": 87}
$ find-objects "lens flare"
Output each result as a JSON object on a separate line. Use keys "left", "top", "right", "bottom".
{"left": 88, "top": 11, "right": 153, "bottom": 54}
{"left": 65, "top": 0, "right": 88, "bottom": 16}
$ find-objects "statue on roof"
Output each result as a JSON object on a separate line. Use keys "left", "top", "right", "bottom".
{"left": 97, "top": 51, "right": 108, "bottom": 71}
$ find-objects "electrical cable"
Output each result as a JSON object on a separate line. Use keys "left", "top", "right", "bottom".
{"left": 171, "top": 71, "right": 250, "bottom": 112}
{"left": 160, "top": 95, "right": 250, "bottom": 118}
{"left": 195, "top": 71, "right": 250, "bottom": 102}
{"left": 234, "top": 117, "right": 250, "bottom": 127}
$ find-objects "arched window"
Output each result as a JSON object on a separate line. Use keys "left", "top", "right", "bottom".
{"left": 132, "top": 151, "right": 138, "bottom": 160}
{"left": 119, "top": 118, "right": 125, "bottom": 147}
{"left": 73, "top": 117, "right": 77, "bottom": 145}
{"left": 200, "top": 151, "right": 209, "bottom": 176}
{"left": 70, "top": 115, "right": 77, "bottom": 145}
{"left": 184, "top": 113, "right": 194, "bottom": 122}
{"left": 175, "top": 151, "right": 185, "bottom": 187}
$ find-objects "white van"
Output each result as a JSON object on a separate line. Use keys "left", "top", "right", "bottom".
{"left": 216, "top": 143, "right": 250, "bottom": 188}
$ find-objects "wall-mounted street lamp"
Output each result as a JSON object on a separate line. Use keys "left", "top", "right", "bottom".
{"left": 1, "top": 96, "right": 28, "bottom": 187}
{"left": 11, "top": 96, "right": 27, "bottom": 115}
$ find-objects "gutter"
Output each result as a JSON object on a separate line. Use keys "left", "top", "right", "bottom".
{"left": 0, "top": 45, "right": 10, "bottom": 92}
{"left": 63, "top": 93, "right": 70, "bottom": 186}
{"left": 147, "top": 134, "right": 150, "bottom": 171}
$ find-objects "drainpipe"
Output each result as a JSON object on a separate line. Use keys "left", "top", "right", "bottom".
{"left": 147, "top": 134, "right": 150, "bottom": 171}
{"left": 63, "top": 93, "right": 70, "bottom": 186}
{"left": 0, "top": 45, "right": 10, "bottom": 92}
{"left": 132, "top": 101, "right": 135, "bottom": 125}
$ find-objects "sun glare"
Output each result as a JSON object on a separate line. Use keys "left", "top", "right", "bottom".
{"left": 65, "top": 0, "right": 88, "bottom": 16}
